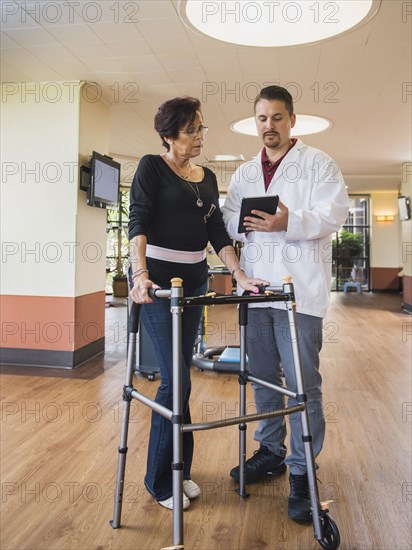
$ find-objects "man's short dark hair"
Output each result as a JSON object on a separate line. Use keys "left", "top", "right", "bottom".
{"left": 154, "top": 96, "right": 201, "bottom": 150}
{"left": 253, "top": 86, "right": 294, "bottom": 117}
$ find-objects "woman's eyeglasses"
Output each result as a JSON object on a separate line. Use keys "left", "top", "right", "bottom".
{"left": 179, "top": 124, "right": 209, "bottom": 137}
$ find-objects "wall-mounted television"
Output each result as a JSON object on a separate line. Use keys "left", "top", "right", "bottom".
{"left": 397, "top": 195, "right": 411, "bottom": 221}
{"left": 80, "top": 151, "right": 121, "bottom": 209}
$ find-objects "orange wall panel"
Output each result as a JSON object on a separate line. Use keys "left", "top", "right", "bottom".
{"left": 0, "top": 292, "right": 105, "bottom": 351}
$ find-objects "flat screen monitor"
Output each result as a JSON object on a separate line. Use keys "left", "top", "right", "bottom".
{"left": 397, "top": 196, "right": 411, "bottom": 221}
{"left": 86, "top": 151, "right": 121, "bottom": 209}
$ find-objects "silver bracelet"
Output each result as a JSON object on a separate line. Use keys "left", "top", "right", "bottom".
{"left": 132, "top": 268, "right": 149, "bottom": 280}
{"left": 231, "top": 266, "right": 244, "bottom": 278}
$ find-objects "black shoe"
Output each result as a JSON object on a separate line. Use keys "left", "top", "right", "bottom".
{"left": 230, "top": 445, "right": 286, "bottom": 484}
{"left": 288, "top": 473, "right": 311, "bottom": 522}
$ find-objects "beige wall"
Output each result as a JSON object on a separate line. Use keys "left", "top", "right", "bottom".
{"left": 1, "top": 81, "right": 81, "bottom": 297}
{"left": 76, "top": 87, "right": 109, "bottom": 297}
{"left": 400, "top": 162, "right": 412, "bottom": 308}
{"left": 370, "top": 191, "right": 401, "bottom": 269}
{"left": 0, "top": 81, "right": 109, "bottom": 366}
{"left": 400, "top": 163, "right": 412, "bottom": 278}
{"left": 0, "top": 81, "right": 109, "bottom": 299}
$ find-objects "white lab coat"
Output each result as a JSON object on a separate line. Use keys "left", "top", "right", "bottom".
{"left": 222, "top": 139, "right": 349, "bottom": 318}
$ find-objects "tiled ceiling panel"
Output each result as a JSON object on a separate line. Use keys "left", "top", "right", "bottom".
{"left": 1, "top": 0, "right": 411, "bottom": 191}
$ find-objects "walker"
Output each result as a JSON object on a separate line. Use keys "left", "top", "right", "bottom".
{"left": 110, "top": 276, "right": 340, "bottom": 550}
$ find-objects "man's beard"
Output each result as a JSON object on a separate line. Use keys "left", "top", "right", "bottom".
{"left": 263, "top": 133, "right": 281, "bottom": 148}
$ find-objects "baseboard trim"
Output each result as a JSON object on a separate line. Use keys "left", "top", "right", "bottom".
{"left": 401, "top": 302, "right": 412, "bottom": 314}
{"left": 0, "top": 338, "right": 105, "bottom": 369}
{"left": 370, "top": 288, "right": 400, "bottom": 294}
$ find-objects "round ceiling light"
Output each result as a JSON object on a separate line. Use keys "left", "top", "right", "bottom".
{"left": 179, "top": 1, "right": 380, "bottom": 47}
{"left": 231, "top": 115, "right": 332, "bottom": 136}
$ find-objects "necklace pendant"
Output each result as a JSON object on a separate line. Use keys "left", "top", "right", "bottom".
{"left": 196, "top": 198, "right": 203, "bottom": 208}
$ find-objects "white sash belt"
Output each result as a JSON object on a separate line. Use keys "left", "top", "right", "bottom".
{"left": 146, "top": 244, "right": 206, "bottom": 264}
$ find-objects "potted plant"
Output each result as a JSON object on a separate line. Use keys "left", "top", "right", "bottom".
{"left": 108, "top": 191, "right": 129, "bottom": 297}
{"left": 333, "top": 229, "right": 363, "bottom": 262}
{"left": 332, "top": 229, "right": 363, "bottom": 286}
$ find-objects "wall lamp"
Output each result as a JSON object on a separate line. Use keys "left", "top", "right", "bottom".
{"left": 376, "top": 214, "right": 395, "bottom": 222}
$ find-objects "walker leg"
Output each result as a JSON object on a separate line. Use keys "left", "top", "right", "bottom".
{"left": 110, "top": 325, "right": 137, "bottom": 529}
{"left": 237, "top": 304, "right": 250, "bottom": 498}
{"left": 171, "top": 283, "right": 184, "bottom": 547}
{"left": 283, "top": 278, "right": 340, "bottom": 547}
{"left": 285, "top": 295, "right": 323, "bottom": 540}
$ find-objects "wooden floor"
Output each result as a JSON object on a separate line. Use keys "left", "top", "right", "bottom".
{"left": 1, "top": 293, "right": 411, "bottom": 550}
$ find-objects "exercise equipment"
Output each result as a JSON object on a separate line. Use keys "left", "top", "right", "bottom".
{"left": 193, "top": 344, "right": 244, "bottom": 374}
{"left": 193, "top": 267, "right": 243, "bottom": 374}
{"left": 110, "top": 276, "right": 340, "bottom": 550}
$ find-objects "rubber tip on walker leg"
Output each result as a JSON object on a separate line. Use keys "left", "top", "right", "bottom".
{"left": 161, "top": 546, "right": 184, "bottom": 550}
{"left": 109, "top": 520, "right": 121, "bottom": 529}
{"left": 235, "top": 488, "right": 250, "bottom": 499}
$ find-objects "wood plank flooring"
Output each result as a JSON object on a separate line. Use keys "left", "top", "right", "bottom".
{"left": 1, "top": 292, "right": 411, "bottom": 550}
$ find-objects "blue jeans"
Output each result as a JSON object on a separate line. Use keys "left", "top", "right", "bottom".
{"left": 141, "top": 282, "right": 206, "bottom": 501}
{"left": 247, "top": 307, "right": 325, "bottom": 475}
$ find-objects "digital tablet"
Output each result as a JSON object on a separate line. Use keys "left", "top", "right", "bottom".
{"left": 237, "top": 195, "right": 279, "bottom": 233}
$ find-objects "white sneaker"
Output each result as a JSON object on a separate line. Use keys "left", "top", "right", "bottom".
{"left": 183, "top": 480, "right": 201, "bottom": 499}
{"left": 158, "top": 494, "right": 190, "bottom": 510}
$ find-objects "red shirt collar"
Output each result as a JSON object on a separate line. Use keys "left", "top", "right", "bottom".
{"left": 260, "top": 139, "right": 297, "bottom": 191}
{"left": 261, "top": 138, "right": 297, "bottom": 166}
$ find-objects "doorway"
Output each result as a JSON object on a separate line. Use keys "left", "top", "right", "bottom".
{"left": 332, "top": 195, "right": 370, "bottom": 291}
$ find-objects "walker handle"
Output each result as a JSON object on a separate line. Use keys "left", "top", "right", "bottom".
{"left": 148, "top": 287, "right": 172, "bottom": 299}
{"left": 243, "top": 283, "right": 269, "bottom": 295}
{"left": 128, "top": 301, "right": 141, "bottom": 334}
{"left": 149, "top": 277, "right": 181, "bottom": 299}
{"left": 243, "top": 284, "right": 283, "bottom": 296}
{"left": 128, "top": 287, "right": 167, "bottom": 333}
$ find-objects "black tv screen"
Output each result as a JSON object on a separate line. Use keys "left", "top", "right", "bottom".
{"left": 86, "top": 151, "right": 120, "bottom": 209}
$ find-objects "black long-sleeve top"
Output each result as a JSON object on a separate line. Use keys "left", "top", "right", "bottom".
{"left": 129, "top": 154, "right": 232, "bottom": 288}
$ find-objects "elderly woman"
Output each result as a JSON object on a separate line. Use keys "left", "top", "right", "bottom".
{"left": 128, "top": 96, "right": 267, "bottom": 510}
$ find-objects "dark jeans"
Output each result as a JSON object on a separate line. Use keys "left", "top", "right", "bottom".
{"left": 141, "top": 282, "right": 206, "bottom": 501}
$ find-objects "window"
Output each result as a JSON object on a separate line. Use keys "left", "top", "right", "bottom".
{"left": 106, "top": 191, "right": 129, "bottom": 294}
{"left": 332, "top": 196, "right": 370, "bottom": 291}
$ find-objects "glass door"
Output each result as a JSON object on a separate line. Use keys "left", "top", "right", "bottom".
{"left": 332, "top": 195, "right": 370, "bottom": 291}
{"left": 106, "top": 191, "right": 130, "bottom": 294}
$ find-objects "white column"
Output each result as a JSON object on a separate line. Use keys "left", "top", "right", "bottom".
{"left": 1, "top": 81, "right": 109, "bottom": 367}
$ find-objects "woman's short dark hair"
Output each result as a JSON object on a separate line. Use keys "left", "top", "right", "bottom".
{"left": 154, "top": 96, "right": 201, "bottom": 150}
{"left": 253, "top": 85, "right": 294, "bottom": 117}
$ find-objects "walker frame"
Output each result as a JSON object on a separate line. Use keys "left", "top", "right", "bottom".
{"left": 109, "top": 277, "right": 340, "bottom": 550}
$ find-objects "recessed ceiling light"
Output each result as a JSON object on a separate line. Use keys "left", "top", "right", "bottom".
{"left": 231, "top": 115, "right": 331, "bottom": 136}
{"left": 206, "top": 154, "right": 245, "bottom": 162}
{"left": 179, "top": 1, "right": 380, "bottom": 47}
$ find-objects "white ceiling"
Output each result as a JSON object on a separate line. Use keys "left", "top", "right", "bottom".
{"left": 1, "top": 0, "right": 411, "bottom": 193}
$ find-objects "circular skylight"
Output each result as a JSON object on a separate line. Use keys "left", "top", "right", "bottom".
{"left": 179, "top": 1, "right": 380, "bottom": 47}
{"left": 231, "top": 115, "right": 331, "bottom": 136}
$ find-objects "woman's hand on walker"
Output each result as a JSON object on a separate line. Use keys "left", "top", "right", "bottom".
{"left": 235, "top": 270, "right": 270, "bottom": 294}
{"left": 130, "top": 274, "right": 160, "bottom": 304}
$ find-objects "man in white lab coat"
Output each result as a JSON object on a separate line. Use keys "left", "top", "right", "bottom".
{"left": 222, "top": 85, "right": 349, "bottom": 522}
